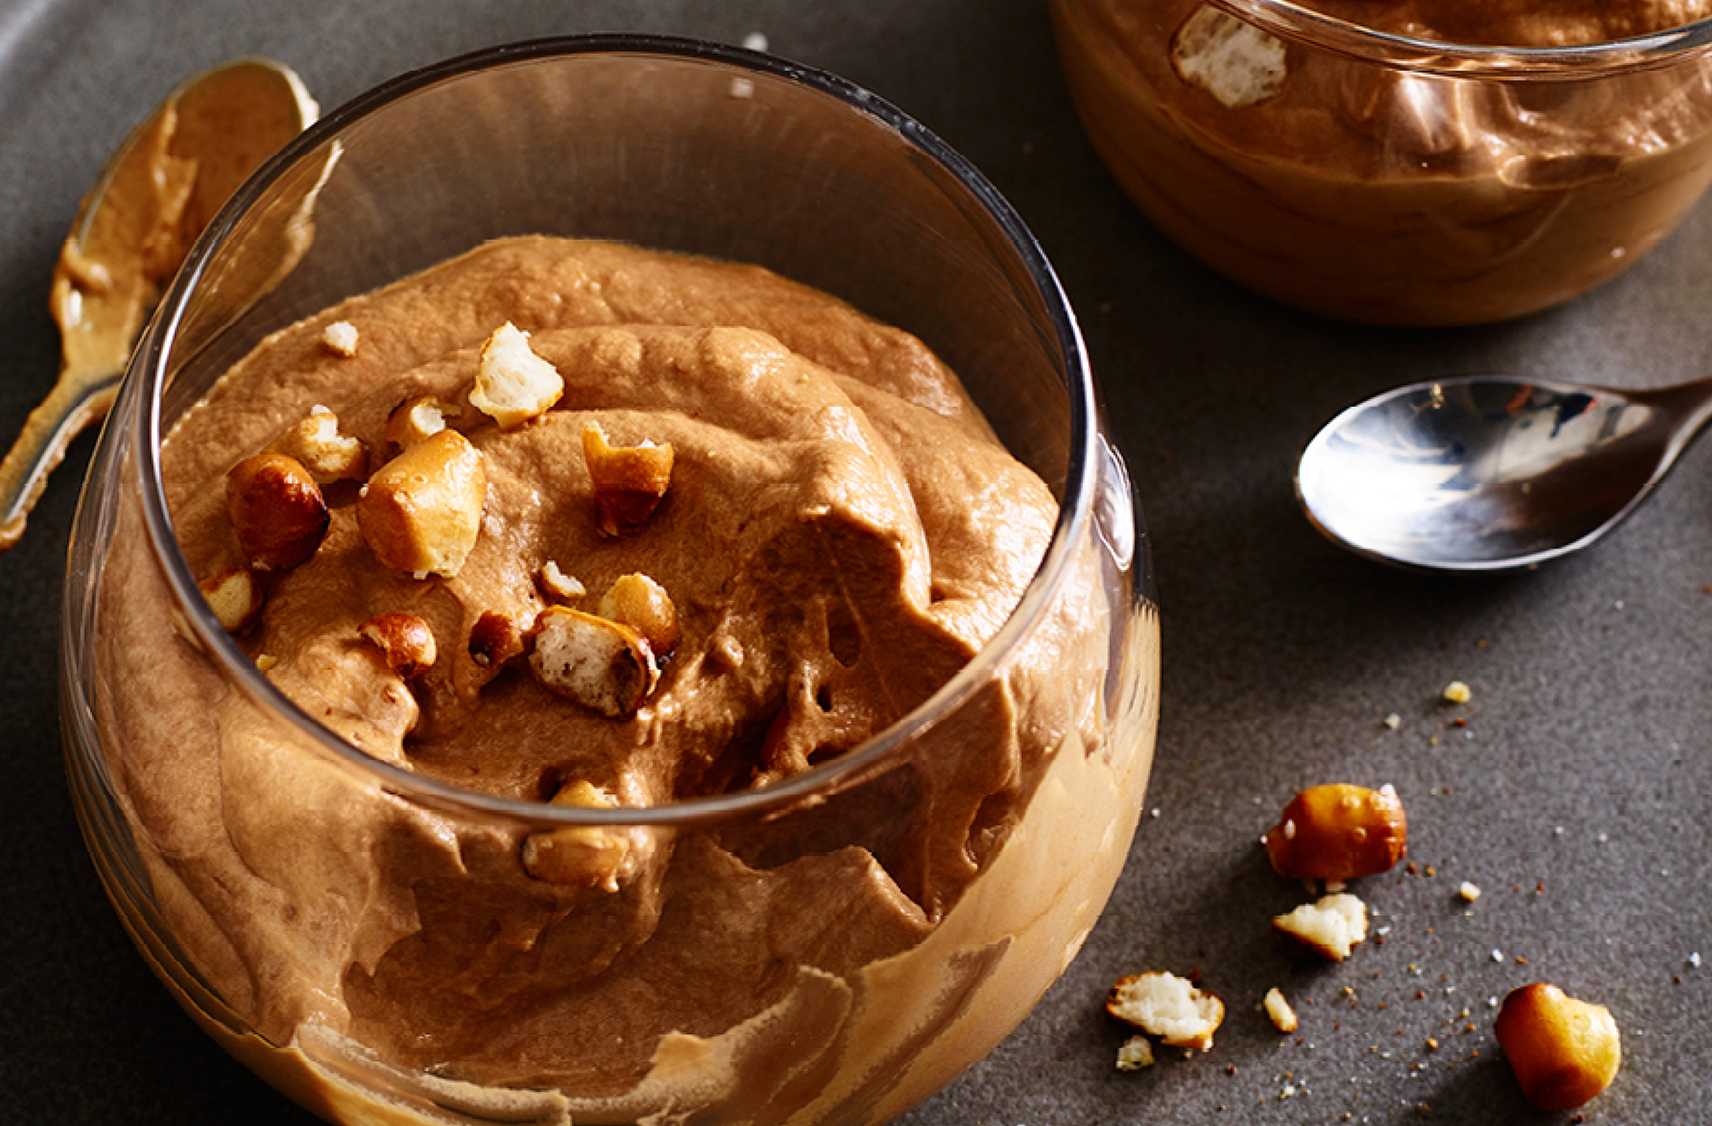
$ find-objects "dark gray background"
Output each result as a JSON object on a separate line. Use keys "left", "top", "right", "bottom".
{"left": 3, "top": 1, "right": 1709, "bottom": 1123}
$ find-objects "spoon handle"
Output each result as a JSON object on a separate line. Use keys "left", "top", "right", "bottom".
{"left": 1628, "top": 375, "right": 1712, "bottom": 475}
{"left": 0, "top": 363, "right": 123, "bottom": 552}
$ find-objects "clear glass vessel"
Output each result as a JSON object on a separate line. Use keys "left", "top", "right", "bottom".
{"left": 61, "top": 36, "right": 1159, "bottom": 1126}
{"left": 1053, "top": 0, "right": 1712, "bottom": 325}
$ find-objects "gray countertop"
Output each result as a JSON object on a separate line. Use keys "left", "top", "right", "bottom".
{"left": 3, "top": 1, "right": 1709, "bottom": 1122}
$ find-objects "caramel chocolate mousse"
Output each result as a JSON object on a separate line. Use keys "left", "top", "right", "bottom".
{"left": 1053, "top": 0, "right": 1712, "bottom": 324}
{"left": 95, "top": 238, "right": 1156, "bottom": 1124}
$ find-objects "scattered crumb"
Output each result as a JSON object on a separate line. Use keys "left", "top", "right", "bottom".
{"left": 1441, "top": 680, "right": 1471, "bottom": 705}
{"left": 1383, "top": 713, "right": 1401, "bottom": 730}
{"left": 1458, "top": 881, "right": 1481, "bottom": 903}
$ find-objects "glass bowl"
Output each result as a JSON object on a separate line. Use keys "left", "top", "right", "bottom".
{"left": 1052, "top": 0, "right": 1712, "bottom": 325}
{"left": 60, "top": 34, "right": 1159, "bottom": 1126}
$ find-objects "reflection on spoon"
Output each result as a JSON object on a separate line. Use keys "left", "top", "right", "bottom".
{"left": 1296, "top": 373, "right": 1712, "bottom": 572}
{"left": 0, "top": 58, "right": 317, "bottom": 553}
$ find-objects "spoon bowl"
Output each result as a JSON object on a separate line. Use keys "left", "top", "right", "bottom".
{"left": 0, "top": 57, "right": 316, "bottom": 552}
{"left": 1297, "top": 373, "right": 1712, "bottom": 571}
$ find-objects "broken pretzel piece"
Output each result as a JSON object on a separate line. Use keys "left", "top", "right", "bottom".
{"left": 1273, "top": 892, "right": 1369, "bottom": 961}
{"left": 1495, "top": 983, "right": 1621, "bottom": 1111}
{"left": 320, "top": 320, "right": 360, "bottom": 357}
{"left": 197, "top": 568, "right": 264, "bottom": 634}
{"left": 359, "top": 612, "right": 437, "bottom": 679}
{"left": 385, "top": 395, "right": 457, "bottom": 450}
{"left": 530, "top": 605, "right": 658, "bottom": 717}
{"left": 472, "top": 322, "right": 563, "bottom": 428}
{"left": 266, "top": 405, "right": 369, "bottom": 485}
{"left": 522, "top": 780, "right": 631, "bottom": 890}
{"left": 357, "top": 429, "right": 487, "bottom": 578}
{"left": 1172, "top": 4, "right": 1287, "bottom": 109}
{"left": 582, "top": 422, "right": 673, "bottom": 537}
{"left": 1266, "top": 782, "right": 1407, "bottom": 881}
{"left": 226, "top": 453, "right": 330, "bottom": 571}
{"left": 599, "top": 573, "right": 680, "bottom": 655}
{"left": 539, "top": 561, "right": 587, "bottom": 603}
{"left": 1107, "top": 970, "right": 1224, "bottom": 1052}
{"left": 469, "top": 610, "right": 525, "bottom": 668}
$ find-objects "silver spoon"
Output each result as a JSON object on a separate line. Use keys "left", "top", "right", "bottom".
{"left": 1296, "top": 374, "right": 1712, "bottom": 572}
{"left": 0, "top": 58, "right": 316, "bottom": 553}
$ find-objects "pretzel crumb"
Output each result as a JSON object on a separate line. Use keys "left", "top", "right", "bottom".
{"left": 321, "top": 320, "right": 359, "bottom": 356}
{"left": 1263, "top": 987, "right": 1298, "bottom": 1033}
{"left": 1115, "top": 1035, "right": 1156, "bottom": 1071}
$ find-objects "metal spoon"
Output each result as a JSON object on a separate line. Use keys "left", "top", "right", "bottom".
{"left": 1296, "top": 373, "right": 1712, "bottom": 572}
{"left": 0, "top": 58, "right": 316, "bottom": 553}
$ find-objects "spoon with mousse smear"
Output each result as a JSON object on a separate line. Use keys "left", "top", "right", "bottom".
{"left": 1296, "top": 373, "right": 1712, "bottom": 572}
{"left": 0, "top": 57, "right": 317, "bottom": 552}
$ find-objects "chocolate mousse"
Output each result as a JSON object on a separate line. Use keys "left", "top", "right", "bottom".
{"left": 1053, "top": 0, "right": 1712, "bottom": 324}
{"left": 95, "top": 238, "right": 1157, "bottom": 1124}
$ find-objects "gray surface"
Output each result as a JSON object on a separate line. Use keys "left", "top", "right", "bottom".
{"left": 2, "top": 1, "right": 1710, "bottom": 1123}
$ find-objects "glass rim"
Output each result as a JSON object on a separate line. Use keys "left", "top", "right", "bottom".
{"left": 1210, "top": 0, "right": 1712, "bottom": 77}
{"left": 128, "top": 33, "right": 1102, "bottom": 830}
